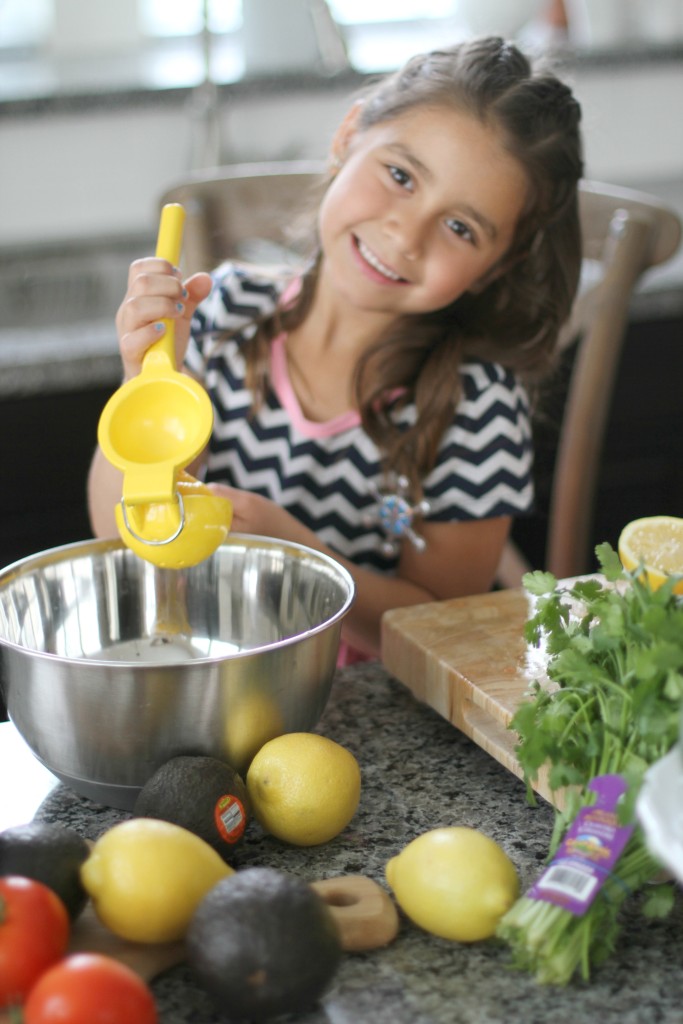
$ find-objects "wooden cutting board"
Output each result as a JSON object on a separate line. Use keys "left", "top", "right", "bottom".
{"left": 381, "top": 587, "right": 557, "bottom": 805}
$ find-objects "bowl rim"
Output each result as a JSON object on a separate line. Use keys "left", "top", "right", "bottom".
{"left": 0, "top": 533, "right": 356, "bottom": 667}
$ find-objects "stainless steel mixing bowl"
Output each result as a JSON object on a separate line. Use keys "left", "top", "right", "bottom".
{"left": 0, "top": 536, "right": 354, "bottom": 810}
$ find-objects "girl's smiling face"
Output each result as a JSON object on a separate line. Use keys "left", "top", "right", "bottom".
{"left": 317, "top": 104, "right": 530, "bottom": 320}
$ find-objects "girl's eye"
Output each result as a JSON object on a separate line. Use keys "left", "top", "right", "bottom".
{"left": 446, "top": 218, "right": 476, "bottom": 244}
{"left": 387, "top": 165, "right": 413, "bottom": 190}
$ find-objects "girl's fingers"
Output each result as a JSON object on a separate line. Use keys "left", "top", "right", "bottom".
{"left": 116, "top": 262, "right": 210, "bottom": 379}
{"left": 126, "top": 257, "right": 183, "bottom": 290}
{"left": 184, "top": 272, "right": 213, "bottom": 304}
{"left": 119, "top": 320, "right": 169, "bottom": 378}
{"left": 117, "top": 292, "right": 186, "bottom": 332}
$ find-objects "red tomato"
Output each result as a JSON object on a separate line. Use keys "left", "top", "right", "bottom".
{"left": 0, "top": 875, "right": 70, "bottom": 1008}
{"left": 23, "top": 953, "right": 158, "bottom": 1024}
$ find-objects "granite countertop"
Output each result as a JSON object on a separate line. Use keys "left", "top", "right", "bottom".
{"left": 11, "top": 660, "right": 683, "bottom": 1024}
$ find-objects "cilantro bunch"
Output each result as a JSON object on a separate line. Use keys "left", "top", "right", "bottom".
{"left": 496, "top": 543, "right": 683, "bottom": 985}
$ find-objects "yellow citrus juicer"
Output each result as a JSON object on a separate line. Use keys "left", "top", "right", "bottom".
{"left": 97, "top": 203, "right": 232, "bottom": 569}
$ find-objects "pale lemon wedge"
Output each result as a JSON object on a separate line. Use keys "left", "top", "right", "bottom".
{"left": 618, "top": 516, "right": 683, "bottom": 594}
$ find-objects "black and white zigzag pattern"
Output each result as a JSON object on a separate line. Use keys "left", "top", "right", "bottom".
{"left": 186, "top": 263, "right": 533, "bottom": 572}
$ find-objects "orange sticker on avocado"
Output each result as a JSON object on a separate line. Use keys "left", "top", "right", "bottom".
{"left": 214, "top": 794, "right": 247, "bottom": 844}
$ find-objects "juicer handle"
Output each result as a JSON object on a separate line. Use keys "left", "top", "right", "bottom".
{"left": 143, "top": 203, "right": 186, "bottom": 371}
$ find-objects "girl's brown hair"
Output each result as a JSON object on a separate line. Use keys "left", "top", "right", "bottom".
{"left": 238, "top": 37, "right": 583, "bottom": 494}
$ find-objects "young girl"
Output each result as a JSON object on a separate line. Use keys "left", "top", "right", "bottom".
{"left": 88, "top": 37, "right": 583, "bottom": 663}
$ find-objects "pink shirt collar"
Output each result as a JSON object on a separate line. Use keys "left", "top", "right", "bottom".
{"left": 270, "top": 333, "right": 361, "bottom": 439}
{"left": 271, "top": 277, "right": 406, "bottom": 438}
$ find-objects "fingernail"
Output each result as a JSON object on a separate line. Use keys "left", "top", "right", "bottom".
{"left": 182, "top": 287, "right": 189, "bottom": 299}
{"left": 176, "top": 302, "right": 185, "bottom": 313}
{"left": 154, "top": 322, "right": 165, "bottom": 332}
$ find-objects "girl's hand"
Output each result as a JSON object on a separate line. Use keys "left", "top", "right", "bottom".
{"left": 207, "top": 485, "right": 308, "bottom": 545}
{"left": 115, "top": 258, "right": 212, "bottom": 380}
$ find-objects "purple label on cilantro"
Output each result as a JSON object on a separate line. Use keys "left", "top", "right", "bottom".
{"left": 527, "top": 774, "right": 635, "bottom": 916}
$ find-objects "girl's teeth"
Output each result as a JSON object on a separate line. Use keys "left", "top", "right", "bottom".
{"left": 357, "top": 239, "right": 401, "bottom": 281}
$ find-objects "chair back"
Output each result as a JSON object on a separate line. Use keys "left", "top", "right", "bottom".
{"left": 542, "top": 180, "right": 681, "bottom": 581}
{"left": 159, "top": 160, "right": 326, "bottom": 273}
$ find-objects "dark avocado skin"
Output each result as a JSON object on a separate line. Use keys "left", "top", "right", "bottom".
{"left": 186, "top": 867, "right": 342, "bottom": 1022}
{"left": 0, "top": 821, "right": 90, "bottom": 919}
{"left": 134, "top": 755, "right": 250, "bottom": 858}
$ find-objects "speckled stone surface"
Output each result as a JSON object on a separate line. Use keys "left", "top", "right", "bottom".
{"left": 26, "top": 661, "right": 683, "bottom": 1023}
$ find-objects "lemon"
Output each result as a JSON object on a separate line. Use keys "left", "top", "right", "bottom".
{"left": 385, "top": 827, "right": 519, "bottom": 942}
{"left": 246, "top": 733, "right": 361, "bottom": 846}
{"left": 618, "top": 516, "right": 683, "bottom": 595}
{"left": 80, "top": 818, "right": 233, "bottom": 943}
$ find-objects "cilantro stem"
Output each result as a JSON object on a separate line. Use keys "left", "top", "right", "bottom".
{"left": 497, "top": 831, "right": 662, "bottom": 985}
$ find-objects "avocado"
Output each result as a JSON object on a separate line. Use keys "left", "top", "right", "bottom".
{"left": 187, "top": 867, "right": 342, "bottom": 1022}
{"left": 133, "top": 755, "right": 250, "bottom": 858}
{"left": 0, "top": 821, "right": 90, "bottom": 919}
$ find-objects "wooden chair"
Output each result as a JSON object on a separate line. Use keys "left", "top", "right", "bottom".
{"left": 498, "top": 180, "right": 681, "bottom": 586}
{"left": 159, "top": 160, "right": 326, "bottom": 274}
{"left": 160, "top": 166, "right": 682, "bottom": 585}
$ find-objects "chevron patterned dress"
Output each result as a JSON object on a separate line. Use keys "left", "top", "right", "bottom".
{"left": 186, "top": 262, "right": 534, "bottom": 574}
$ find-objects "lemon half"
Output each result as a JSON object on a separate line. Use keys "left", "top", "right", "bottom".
{"left": 618, "top": 516, "right": 683, "bottom": 594}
